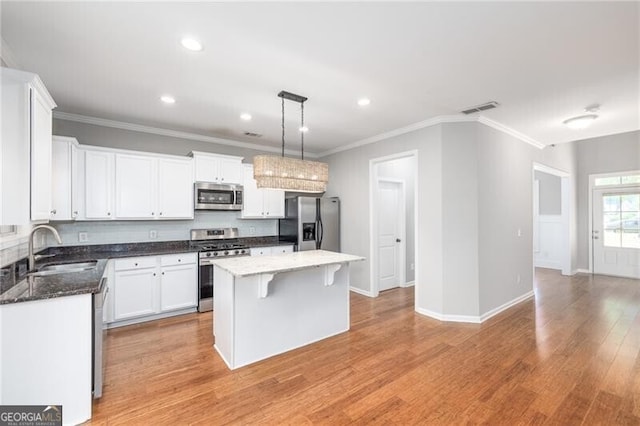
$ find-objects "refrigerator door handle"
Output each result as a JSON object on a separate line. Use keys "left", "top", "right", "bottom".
{"left": 318, "top": 217, "right": 324, "bottom": 249}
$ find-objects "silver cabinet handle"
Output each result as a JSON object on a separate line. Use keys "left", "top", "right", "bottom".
{"left": 162, "top": 272, "right": 165, "bottom": 275}
{"left": 134, "top": 263, "right": 138, "bottom": 266}
{"left": 159, "top": 212, "right": 163, "bottom": 216}
{"left": 51, "top": 209, "right": 57, "bottom": 214}
{"left": 396, "top": 238, "right": 401, "bottom": 242}
{"left": 107, "top": 212, "right": 111, "bottom": 216}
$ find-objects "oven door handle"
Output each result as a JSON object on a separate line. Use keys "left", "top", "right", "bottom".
{"left": 199, "top": 259, "right": 216, "bottom": 266}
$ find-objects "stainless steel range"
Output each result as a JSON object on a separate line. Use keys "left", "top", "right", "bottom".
{"left": 191, "top": 228, "right": 249, "bottom": 312}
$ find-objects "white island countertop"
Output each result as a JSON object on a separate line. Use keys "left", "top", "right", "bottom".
{"left": 212, "top": 250, "right": 364, "bottom": 277}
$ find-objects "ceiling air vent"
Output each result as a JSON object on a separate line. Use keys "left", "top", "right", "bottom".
{"left": 244, "top": 132, "right": 262, "bottom": 138}
{"left": 461, "top": 101, "right": 500, "bottom": 115}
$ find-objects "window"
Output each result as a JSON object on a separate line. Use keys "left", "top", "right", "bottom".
{"left": 602, "top": 193, "right": 640, "bottom": 249}
{"left": 0, "top": 225, "right": 17, "bottom": 236}
{"left": 595, "top": 174, "right": 640, "bottom": 187}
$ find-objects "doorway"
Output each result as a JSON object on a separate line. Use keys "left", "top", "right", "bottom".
{"left": 370, "top": 151, "right": 417, "bottom": 297}
{"left": 532, "top": 163, "right": 571, "bottom": 276}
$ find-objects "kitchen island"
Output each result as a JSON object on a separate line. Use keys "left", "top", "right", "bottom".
{"left": 212, "top": 250, "right": 364, "bottom": 369}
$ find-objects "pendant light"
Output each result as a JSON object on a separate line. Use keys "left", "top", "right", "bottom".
{"left": 253, "top": 91, "right": 328, "bottom": 193}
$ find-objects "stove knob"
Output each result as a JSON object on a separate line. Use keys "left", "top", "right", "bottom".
{"left": 224, "top": 251, "right": 229, "bottom": 255}
{"left": 213, "top": 252, "right": 219, "bottom": 257}
{"left": 206, "top": 252, "right": 212, "bottom": 257}
{"left": 234, "top": 250, "right": 239, "bottom": 255}
{"left": 240, "top": 249, "right": 246, "bottom": 254}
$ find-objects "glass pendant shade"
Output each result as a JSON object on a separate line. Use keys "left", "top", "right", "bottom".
{"left": 254, "top": 155, "right": 328, "bottom": 193}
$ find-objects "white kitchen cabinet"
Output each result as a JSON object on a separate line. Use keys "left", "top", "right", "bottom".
{"left": 190, "top": 151, "right": 243, "bottom": 184}
{"left": 51, "top": 136, "right": 79, "bottom": 220}
{"left": 0, "top": 67, "right": 56, "bottom": 225}
{"left": 113, "top": 258, "right": 157, "bottom": 321}
{"left": 115, "top": 153, "right": 157, "bottom": 219}
{"left": 159, "top": 254, "right": 198, "bottom": 311}
{"left": 241, "top": 164, "right": 285, "bottom": 219}
{"left": 109, "top": 253, "right": 197, "bottom": 327}
{"left": 157, "top": 158, "right": 194, "bottom": 219}
{"left": 250, "top": 245, "right": 294, "bottom": 256}
{"left": 84, "top": 149, "right": 115, "bottom": 219}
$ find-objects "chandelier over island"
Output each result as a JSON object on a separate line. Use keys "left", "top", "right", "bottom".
{"left": 253, "top": 91, "right": 328, "bottom": 193}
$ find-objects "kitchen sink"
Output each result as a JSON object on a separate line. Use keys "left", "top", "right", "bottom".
{"left": 28, "top": 260, "right": 98, "bottom": 277}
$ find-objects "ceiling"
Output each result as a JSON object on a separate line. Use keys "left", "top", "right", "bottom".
{"left": 1, "top": 2, "right": 638, "bottom": 155}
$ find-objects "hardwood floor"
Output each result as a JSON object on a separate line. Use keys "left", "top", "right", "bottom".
{"left": 87, "top": 269, "right": 640, "bottom": 425}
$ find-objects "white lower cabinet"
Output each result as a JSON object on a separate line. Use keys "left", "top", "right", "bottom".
{"left": 110, "top": 252, "right": 197, "bottom": 326}
{"left": 250, "top": 245, "right": 294, "bottom": 256}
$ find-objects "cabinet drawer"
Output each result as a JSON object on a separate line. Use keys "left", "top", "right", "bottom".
{"left": 250, "top": 247, "right": 272, "bottom": 256}
{"left": 114, "top": 256, "right": 156, "bottom": 271}
{"left": 272, "top": 245, "right": 294, "bottom": 255}
{"left": 160, "top": 253, "right": 197, "bottom": 267}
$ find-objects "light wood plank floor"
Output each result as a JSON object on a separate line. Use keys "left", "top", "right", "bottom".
{"left": 87, "top": 269, "right": 640, "bottom": 425}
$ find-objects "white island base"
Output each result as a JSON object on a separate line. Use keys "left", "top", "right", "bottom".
{"left": 213, "top": 250, "right": 364, "bottom": 369}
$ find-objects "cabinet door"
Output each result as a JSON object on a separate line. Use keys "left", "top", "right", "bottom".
{"left": 250, "top": 247, "right": 272, "bottom": 256}
{"left": 115, "top": 154, "right": 157, "bottom": 219}
{"left": 218, "top": 158, "right": 242, "bottom": 184}
{"left": 160, "top": 264, "right": 197, "bottom": 311}
{"left": 194, "top": 155, "right": 219, "bottom": 182}
{"left": 263, "top": 189, "right": 285, "bottom": 218}
{"left": 30, "top": 87, "right": 53, "bottom": 221}
{"left": 84, "top": 150, "right": 114, "bottom": 219}
{"left": 70, "top": 143, "right": 79, "bottom": 219}
{"left": 113, "top": 268, "right": 158, "bottom": 320}
{"left": 240, "top": 164, "right": 264, "bottom": 218}
{"left": 50, "top": 139, "right": 71, "bottom": 220}
{"left": 157, "top": 158, "right": 193, "bottom": 219}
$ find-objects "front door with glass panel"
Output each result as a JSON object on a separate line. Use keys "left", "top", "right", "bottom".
{"left": 593, "top": 188, "right": 640, "bottom": 278}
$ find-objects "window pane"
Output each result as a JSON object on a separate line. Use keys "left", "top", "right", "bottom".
{"left": 595, "top": 177, "right": 621, "bottom": 186}
{"left": 621, "top": 194, "right": 640, "bottom": 212}
{"left": 621, "top": 175, "right": 640, "bottom": 184}
{"left": 604, "top": 212, "right": 621, "bottom": 230}
{"left": 603, "top": 195, "right": 620, "bottom": 212}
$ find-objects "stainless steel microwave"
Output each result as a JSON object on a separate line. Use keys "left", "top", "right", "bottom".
{"left": 194, "top": 182, "right": 243, "bottom": 211}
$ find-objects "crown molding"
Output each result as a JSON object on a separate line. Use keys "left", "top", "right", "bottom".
{"left": 53, "top": 111, "right": 319, "bottom": 158}
{"left": 318, "top": 114, "right": 545, "bottom": 157}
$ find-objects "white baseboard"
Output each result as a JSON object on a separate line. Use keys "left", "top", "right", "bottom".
{"left": 479, "top": 290, "right": 534, "bottom": 323}
{"left": 415, "top": 290, "right": 535, "bottom": 324}
{"left": 534, "top": 259, "right": 561, "bottom": 270}
{"left": 573, "top": 268, "right": 591, "bottom": 274}
{"left": 402, "top": 281, "right": 415, "bottom": 288}
{"left": 349, "top": 286, "right": 375, "bottom": 297}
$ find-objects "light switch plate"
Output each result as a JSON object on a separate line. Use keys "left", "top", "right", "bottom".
{"left": 78, "top": 232, "right": 88, "bottom": 242}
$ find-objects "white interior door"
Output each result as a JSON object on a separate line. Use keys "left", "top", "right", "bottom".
{"left": 377, "top": 180, "right": 404, "bottom": 292}
{"left": 593, "top": 188, "right": 640, "bottom": 278}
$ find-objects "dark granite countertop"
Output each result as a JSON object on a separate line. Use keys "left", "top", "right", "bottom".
{"left": 0, "top": 238, "right": 289, "bottom": 306}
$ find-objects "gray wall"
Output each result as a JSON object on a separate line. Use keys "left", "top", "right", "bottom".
{"left": 534, "top": 170, "right": 561, "bottom": 215}
{"left": 575, "top": 130, "right": 640, "bottom": 269}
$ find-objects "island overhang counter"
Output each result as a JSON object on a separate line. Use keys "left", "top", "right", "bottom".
{"left": 212, "top": 250, "right": 364, "bottom": 369}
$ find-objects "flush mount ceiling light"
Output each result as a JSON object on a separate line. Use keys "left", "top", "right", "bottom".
{"left": 160, "top": 95, "right": 176, "bottom": 104}
{"left": 253, "top": 91, "right": 328, "bottom": 193}
{"left": 357, "top": 98, "right": 371, "bottom": 106}
{"left": 240, "top": 113, "right": 252, "bottom": 121}
{"left": 180, "top": 37, "right": 203, "bottom": 52}
{"left": 563, "top": 104, "right": 600, "bottom": 129}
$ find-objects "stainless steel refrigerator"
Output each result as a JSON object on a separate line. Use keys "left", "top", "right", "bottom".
{"left": 279, "top": 197, "right": 340, "bottom": 252}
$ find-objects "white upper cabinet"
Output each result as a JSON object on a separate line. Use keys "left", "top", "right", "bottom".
{"left": 84, "top": 149, "right": 115, "bottom": 219}
{"left": 0, "top": 68, "right": 56, "bottom": 225}
{"left": 240, "top": 164, "right": 285, "bottom": 219}
{"left": 157, "top": 158, "right": 194, "bottom": 219}
{"left": 190, "top": 151, "right": 243, "bottom": 184}
{"left": 81, "top": 147, "right": 193, "bottom": 221}
{"left": 51, "top": 136, "right": 79, "bottom": 220}
{"left": 115, "top": 153, "right": 157, "bottom": 219}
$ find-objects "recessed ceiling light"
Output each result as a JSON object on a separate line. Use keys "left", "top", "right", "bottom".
{"left": 299, "top": 126, "right": 309, "bottom": 133}
{"left": 563, "top": 114, "right": 598, "bottom": 129}
{"left": 240, "top": 113, "right": 252, "bottom": 121}
{"left": 160, "top": 95, "right": 176, "bottom": 104}
{"left": 357, "top": 98, "right": 371, "bottom": 107}
{"left": 181, "top": 37, "right": 203, "bottom": 52}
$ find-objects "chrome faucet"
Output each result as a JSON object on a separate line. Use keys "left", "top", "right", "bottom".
{"left": 28, "top": 225, "right": 62, "bottom": 271}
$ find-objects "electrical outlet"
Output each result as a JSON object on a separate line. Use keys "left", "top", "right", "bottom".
{"left": 149, "top": 230, "right": 157, "bottom": 239}
{"left": 410, "top": 263, "right": 415, "bottom": 270}
{"left": 517, "top": 228, "right": 522, "bottom": 237}
{"left": 78, "top": 232, "right": 88, "bottom": 242}
{"left": 249, "top": 226, "right": 256, "bottom": 235}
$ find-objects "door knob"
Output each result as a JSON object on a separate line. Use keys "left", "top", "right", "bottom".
{"left": 396, "top": 238, "right": 401, "bottom": 243}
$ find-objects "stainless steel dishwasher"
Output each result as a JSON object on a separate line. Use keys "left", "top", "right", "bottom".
{"left": 93, "top": 277, "right": 108, "bottom": 399}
